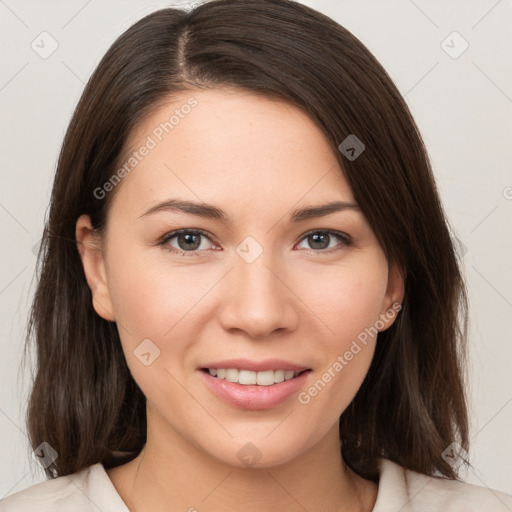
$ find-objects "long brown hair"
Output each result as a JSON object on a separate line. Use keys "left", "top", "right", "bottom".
{"left": 23, "top": 0, "right": 469, "bottom": 481}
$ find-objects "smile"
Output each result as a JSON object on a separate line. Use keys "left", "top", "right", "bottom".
{"left": 201, "top": 368, "right": 309, "bottom": 386}
{"left": 198, "top": 367, "right": 313, "bottom": 409}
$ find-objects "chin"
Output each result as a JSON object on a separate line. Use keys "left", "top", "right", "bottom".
{"left": 203, "top": 432, "right": 313, "bottom": 470}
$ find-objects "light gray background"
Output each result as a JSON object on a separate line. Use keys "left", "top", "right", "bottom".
{"left": 1, "top": 0, "right": 511, "bottom": 499}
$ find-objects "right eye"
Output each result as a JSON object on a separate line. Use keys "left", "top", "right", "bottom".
{"left": 159, "top": 229, "right": 220, "bottom": 257}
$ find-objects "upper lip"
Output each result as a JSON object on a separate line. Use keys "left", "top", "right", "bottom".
{"left": 199, "top": 358, "right": 310, "bottom": 372}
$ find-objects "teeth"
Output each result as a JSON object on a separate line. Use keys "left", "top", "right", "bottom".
{"left": 207, "top": 368, "right": 302, "bottom": 385}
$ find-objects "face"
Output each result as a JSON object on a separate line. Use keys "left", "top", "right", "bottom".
{"left": 77, "top": 88, "right": 403, "bottom": 469}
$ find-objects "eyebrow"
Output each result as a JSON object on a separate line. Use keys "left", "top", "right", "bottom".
{"left": 138, "top": 198, "right": 360, "bottom": 223}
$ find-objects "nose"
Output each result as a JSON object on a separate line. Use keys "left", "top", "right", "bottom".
{"left": 217, "top": 251, "right": 299, "bottom": 339}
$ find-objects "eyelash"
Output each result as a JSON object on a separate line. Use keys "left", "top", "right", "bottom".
{"left": 158, "top": 228, "right": 352, "bottom": 257}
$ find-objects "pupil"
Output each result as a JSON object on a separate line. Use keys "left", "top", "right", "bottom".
{"left": 179, "top": 233, "right": 200, "bottom": 251}
{"left": 310, "top": 233, "right": 329, "bottom": 250}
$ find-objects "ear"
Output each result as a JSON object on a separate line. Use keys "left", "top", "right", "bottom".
{"left": 377, "top": 262, "right": 405, "bottom": 332}
{"left": 75, "top": 214, "right": 116, "bottom": 322}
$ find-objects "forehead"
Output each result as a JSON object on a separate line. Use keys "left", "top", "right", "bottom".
{"left": 109, "top": 88, "right": 355, "bottom": 220}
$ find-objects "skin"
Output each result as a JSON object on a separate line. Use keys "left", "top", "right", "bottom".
{"left": 76, "top": 88, "right": 404, "bottom": 512}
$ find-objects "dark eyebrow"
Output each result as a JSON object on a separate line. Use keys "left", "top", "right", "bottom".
{"left": 289, "top": 201, "right": 360, "bottom": 222}
{"left": 138, "top": 199, "right": 229, "bottom": 222}
{"left": 138, "top": 199, "right": 360, "bottom": 223}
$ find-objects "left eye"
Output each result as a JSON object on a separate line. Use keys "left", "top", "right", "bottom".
{"left": 295, "top": 230, "right": 351, "bottom": 252}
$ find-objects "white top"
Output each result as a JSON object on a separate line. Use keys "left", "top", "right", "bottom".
{"left": 1, "top": 458, "right": 511, "bottom": 511}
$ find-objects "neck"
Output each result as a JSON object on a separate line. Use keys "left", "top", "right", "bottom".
{"left": 107, "top": 413, "right": 377, "bottom": 512}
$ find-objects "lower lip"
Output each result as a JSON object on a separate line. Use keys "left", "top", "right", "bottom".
{"left": 198, "top": 369, "right": 312, "bottom": 410}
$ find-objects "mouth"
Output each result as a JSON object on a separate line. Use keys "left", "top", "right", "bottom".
{"left": 198, "top": 366, "right": 313, "bottom": 409}
{"left": 200, "top": 367, "right": 312, "bottom": 386}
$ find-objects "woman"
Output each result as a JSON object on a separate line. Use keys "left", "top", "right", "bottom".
{"left": 2, "top": 0, "right": 511, "bottom": 510}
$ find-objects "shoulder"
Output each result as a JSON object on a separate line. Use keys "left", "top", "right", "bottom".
{"left": 374, "top": 458, "right": 512, "bottom": 512}
{"left": 0, "top": 463, "right": 129, "bottom": 512}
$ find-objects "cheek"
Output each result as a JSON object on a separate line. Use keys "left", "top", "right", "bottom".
{"left": 104, "top": 243, "right": 198, "bottom": 376}
{"left": 293, "top": 254, "right": 387, "bottom": 419}
{"left": 296, "top": 253, "right": 389, "bottom": 344}
{"left": 106, "top": 242, "right": 199, "bottom": 335}
{"left": 104, "top": 243, "right": 229, "bottom": 392}
{"left": 105, "top": 253, "right": 197, "bottom": 400}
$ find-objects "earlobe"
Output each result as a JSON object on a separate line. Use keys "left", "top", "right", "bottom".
{"left": 378, "top": 263, "right": 405, "bottom": 332}
{"left": 75, "top": 214, "right": 116, "bottom": 322}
